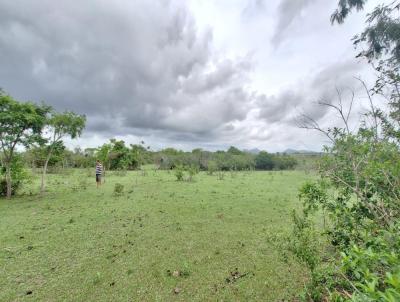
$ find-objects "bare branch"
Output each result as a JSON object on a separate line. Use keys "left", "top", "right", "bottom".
{"left": 296, "top": 113, "right": 334, "bottom": 142}
{"left": 356, "top": 77, "right": 379, "bottom": 139}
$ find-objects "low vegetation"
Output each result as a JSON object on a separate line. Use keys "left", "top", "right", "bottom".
{"left": 1, "top": 1, "right": 399, "bottom": 301}
{"left": 285, "top": 1, "right": 400, "bottom": 300}
{"left": 0, "top": 169, "right": 312, "bottom": 301}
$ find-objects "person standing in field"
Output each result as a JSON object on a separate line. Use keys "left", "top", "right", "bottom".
{"left": 95, "top": 160, "right": 103, "bottom": 188}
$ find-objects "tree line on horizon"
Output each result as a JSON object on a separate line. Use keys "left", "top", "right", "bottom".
{"left": 40, "top": 142, "right": 299, "bottom": 171}
{"left": 0, "top": 91, "right": 301, "bottom": 198}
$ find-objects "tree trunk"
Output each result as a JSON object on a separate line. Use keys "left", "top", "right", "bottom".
{"left": 41, "top": 153, "right": 51, "bottom": 195}
{"left": 5, "top": 164, "right": 12, "bottom": 199}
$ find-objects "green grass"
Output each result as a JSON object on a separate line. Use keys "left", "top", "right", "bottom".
{"left": 0, "top": 169, "right": 314, "bottom": 301}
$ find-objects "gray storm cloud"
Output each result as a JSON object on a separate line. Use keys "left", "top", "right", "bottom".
{"left": 271, "top": 0, "right": 315, "bottom": 45}
{"left": 0, "top": 0, "right": 254, "bottom": 142}
{"left": 258, "top": 60, "right": 365, "bottom": 125}
{"left": 0, "top": 0, "right": 375, "bottom": 151}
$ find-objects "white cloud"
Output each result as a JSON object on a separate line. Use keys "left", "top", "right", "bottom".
{"left": 0, "top": 0, "right": 381, "bottom": 152}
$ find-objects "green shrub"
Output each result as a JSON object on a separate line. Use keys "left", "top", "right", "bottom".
{"left": 114, "top": 183, "right": 124, "bottom": 195}
{"left": 0, "top": 155, "right": 29, "bottom": 196}
{"left": 216, "top": 171, "right": 225, "bottom": 180}
{"left": 187, "top": 165, "right": 199, "bottom": 182}
{"left": 207, "top": 160, "right": 218, "bottom": 175}
{"left": 174, "top": 166, "right": 184, "bottom": 181}
{"left": 289, "top": 127, "right": 400, "bottom": 300}
{"left": 0, "top": 179, "right": 19, "bottom": 196}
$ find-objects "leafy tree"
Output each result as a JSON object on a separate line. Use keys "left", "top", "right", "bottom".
{"left": 96, "top": 142, "right": 112, "bottom": 182}
{"left": 207, "top": 160, "right": 218, "bottom": 175}
{"left": 0, "top": 154, "right": 29, "bottom": 196}
{"left": 255, "top": 151, "right": 274, "bottom": 170}
{"left": 331, "top": 0, "right": 367, "bottom": 24}
{"left": 288, "top": 1, "right": 400, "bottom": 299}
{"left": 274, "top": 154, "right": 297, "bottom": 170}
{"left": 227, "top": 146, "right": 243, "bottom": 155}
{"left": 295, "top": 97, "right": 400, "bottom": 299}
{"left": 27, "top": 143, "right": 65, "bottom": 171}
{"left": 0, "top": 92, "right": 50, "bottom": 198}
{"left": 162, "top": 148, "right": 181, "bottom": 156}
{"left": 95, "top": 144, "right": 112, "bottom": 182}
{"left": 187, "top": 165, "right": 199, "bottom": 182}
{"left": 174, "top": 165, "right": 185, "bottom": 181}
{"left": 65, "top": 147, "right": 94, "bottom": 168}
{"left": 333, "top": 0, "right": 400, "bottom": 124}
{"left": 40, "top": 111, "right": 86, "bottom": 194}
{"left": 101, "top": 139, "right": 140, "bottom": 171}
{"left": 131, "top": 142, "right": 150, "bottom": 166}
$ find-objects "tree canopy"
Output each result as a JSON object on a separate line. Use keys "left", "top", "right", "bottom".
{"left": 0, "top": 92, "right": 50, "bottom": 198}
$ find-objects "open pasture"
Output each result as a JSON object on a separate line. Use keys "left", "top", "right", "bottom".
{"left": 0, "top": 169, "right": 313, "bottom": 301}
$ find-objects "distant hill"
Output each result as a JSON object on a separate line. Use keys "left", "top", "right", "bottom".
{"left": 283, "top": 148, "right": 320, "bottom": 154}
{"left": 243, "top": 148, "right": 261, "bottom": 154}
{"left": 243, "top": 148, "right": 320, "bottom": 155}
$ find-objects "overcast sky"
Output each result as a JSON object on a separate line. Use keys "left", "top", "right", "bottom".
{"left": 0, "top": 0, "right": 382, "bottom": 152}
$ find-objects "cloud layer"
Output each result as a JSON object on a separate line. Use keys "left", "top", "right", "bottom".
{"left": 0, "top": 0, "right": 377, "bottom": 151}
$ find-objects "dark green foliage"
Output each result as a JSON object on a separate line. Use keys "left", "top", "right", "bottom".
{"left": 255, "top": 151, "right": 297, "bottom": 170}
{"left": 174, "top": 165, "right": 185, "bottom": 181}
{"left": 273, "top": 154, "right": 298, "bottom": 170}
{"left": 213, "top": 151, "right": 255, "bottom": 171}
{"left": 113, "top": 183, "right": 124, "bottom": 195}
{"left": 290, "top": 3, "right": 400, "bottom": 299}
{"left": 96, "top": 139, "right": 142, "bottom": 171}
{"left": 0, "top": 92, "right": 50, "bottom": 198}
{"left": 0, "top": 155, "right": 28, "bottom": 196}
{"left": 173, "top": 164, "right": 199, "bottom": 182}
{"left": 64, "top": 147, "right": 96, "bottom": 169}
{"left": 25, "top": 142, "right": 65, "bottom": 170}
{"left": 255, "top": 151, "right": 274, "bottom": 170}
{"left": 39, "top": 111, "right": 86, "bottom": 194}
{"left": 108, "top": 139, "right": 138, "bottom": 170}
{"left": 22, "top": 142, "right": 298, "bottom": 173}
{"left": 288, "top": 211, "right": 320, "bottom": 271}
{"left": 292, "top": 117, "right": 400, "bottom": 300}
{"left": 206, "top": 160, "right": 218, "bottom": 175}
{"left": 331, "top": 0, "right": 367, "bottom": 24}
{"left": 187, "top": 165, "right": 199, "bottom": 182}
{"left": 227, "top": 146, "right": 244, "bottom": 155}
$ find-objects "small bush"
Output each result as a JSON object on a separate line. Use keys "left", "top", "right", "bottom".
{"left": 207, "top": 161, "right": 218, "bottom": 175}
{"left": 187, "top": 165, "right": 199, "bottom": 182}
{"left": 0, "top": 179, "right": 20, "bottom": 196}
{"left": 216, "top": 171, "right": 225, "bottom": 180}
{"left": 0, "top": 155, "right": 30, "bottom": 196}
{"left": 174, "top": 166, "right": 184, "bottom": 181}
{"left": 114, "top": 183, "right": 124, "bottom": 195}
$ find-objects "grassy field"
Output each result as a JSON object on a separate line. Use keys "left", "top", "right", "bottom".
{"left": 0, "top": 169, "right": 314, "bottom": 301}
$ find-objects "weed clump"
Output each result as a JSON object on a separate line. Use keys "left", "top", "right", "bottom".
{"left": 217, "top": 171, "right": 225, "bottom": 180}
{"left": 187, "top": 165, "right": 199, "bottom": 182}
{"left": 174, "top": 165, "right": 184, "bottom": 181}
{"left": 114, "top": 183, "right": 124, "bottom": 195}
